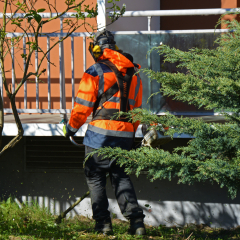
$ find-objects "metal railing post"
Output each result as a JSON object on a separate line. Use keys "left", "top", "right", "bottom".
{"left": 47, "top": 36, "right": 51, "bottom": 110}
{"left": 71, "top": 36, "right": 75, "bottom": 109}
{"left": 35, "top": 50, "right": 39, "bottom": 109}
{"left": 83, "top": 36, "right": 86, "bottom": 72}
{"left": 148, "top": 34, "right": 152, "bottom": 110}
{"left": 148, "top": 16, "right": 152, "bottom": 31}
{"left": 59, "top": 18, "right": 67, "bottom": 122}
{"left": 11, "top": 38, "right": 15, "bottom": 93}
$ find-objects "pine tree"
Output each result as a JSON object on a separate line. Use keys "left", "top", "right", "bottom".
{"left": 91, "top": 19, "right": 240, "bottom": 199}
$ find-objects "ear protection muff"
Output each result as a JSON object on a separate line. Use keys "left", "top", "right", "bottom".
{"left": 89, "top": 39, "right": 120, "bottom": 62}
{"left": 89, "top": 42, "right": 103, "bottom": 62}
{"left": 89, "top": 29, "right": 118, "bottom": 61}
{"left": 93, "top": 45, "right": 102, "bottom": 59}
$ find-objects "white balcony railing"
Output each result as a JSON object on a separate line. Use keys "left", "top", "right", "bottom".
{"left": 111, "top": 8, "right": 240, "bottom": 31}
{"left": 0, "top": 9, "right": 236, "bottom": 116}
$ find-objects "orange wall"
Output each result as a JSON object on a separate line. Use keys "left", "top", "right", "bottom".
{"left": 0, "top": 0, "right": 96, "bottom": 110}
{"left": 221, "top": 0, "right": 240, "bottom": 26}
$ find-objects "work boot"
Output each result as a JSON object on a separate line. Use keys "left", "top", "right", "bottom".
{"left": 94, "top": 218, "right": 113, "bottom": 234}
{"left": 129, "top": 218, "right": 146, "bottom": 235}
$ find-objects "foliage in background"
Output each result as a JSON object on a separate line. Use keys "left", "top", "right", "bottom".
{"left": 93, "top": 19, "right": 240, "bottom": 199}
{"left": 0, "top": 0, "right": 125, "bottom": 157}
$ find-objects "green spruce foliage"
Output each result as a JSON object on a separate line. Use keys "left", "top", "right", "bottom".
{"left": 92, "top": 19, "right": 240, "bottom": 199}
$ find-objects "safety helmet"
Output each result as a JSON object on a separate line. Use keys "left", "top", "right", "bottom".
{"left": 89, "top": 29, "right": 118, "bottom": 62}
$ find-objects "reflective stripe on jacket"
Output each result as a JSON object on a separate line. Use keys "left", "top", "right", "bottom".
{"left": 67, "top": 48, "right": 142, "bottom": 146}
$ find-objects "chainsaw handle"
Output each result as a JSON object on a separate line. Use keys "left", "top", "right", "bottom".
{"left": 63, "top": 122, "right": 84, "bottom": 147}
{"left": 69, "top": 136, "right": 84, "bottom": 147}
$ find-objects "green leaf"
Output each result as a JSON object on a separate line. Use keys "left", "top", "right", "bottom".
{"left": 16, "top": 1, "right": 21, "bottom": 6}
{"left": 33, "top": 14, "right": 42, "bottom": 23}
{"left": 37, "top": 8, "right": 46, "bottom": 13}
{"left": 6, "top": 197, "right": 11, "bottom": 204}
{"left": 27, "top": 17, "right": 33, "bottom": 23}
{"left": 29, "top": 10, "right": 37, "bottom": 14}
{"left": 12, "top": 22, "right": 21, "bottom": 27}
{"left": 21, "top": 53, "right": 27, "bottom": 59}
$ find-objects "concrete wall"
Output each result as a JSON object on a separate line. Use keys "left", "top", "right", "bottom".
{"left": 1, "top": 136, "right": 240, "bottom": 229}
{"left": 106, "top": 0, "right": 160, "bottom": 31}
{"left": 105, "top": 0, "right": 240, "bottom": 32}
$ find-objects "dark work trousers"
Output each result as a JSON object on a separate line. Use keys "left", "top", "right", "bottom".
{"left": 84, "top": 146, "right": 145, "bottom": 222}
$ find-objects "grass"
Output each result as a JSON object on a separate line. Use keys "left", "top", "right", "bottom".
{"left": 1, "top": 198, "right": 240, "bottom": 239}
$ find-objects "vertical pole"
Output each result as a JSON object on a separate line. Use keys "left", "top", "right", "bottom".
{"left": 97, "top": 0, "right": 106, "bottom": 30}
{"left": 148, "top": 16, "right": 152, "bottom": 31}
{"left": 83, "top": 36, "right": 86, "bottom": 72}
{"left": 148, "top": 34, "right": 152, "bottom": 110}
{"left": 23, "top": 37, "right": 27, "bottom": 109}
{"left": 71, "top": 36, "right": 74, "bottom": 109}
{"left": 159, "top": 0, "right": 161, "bottom": 31}
{"left": 47, "top": 36, "right": 51, "bottom": 110}
{"left": 11, "top": 38, "right": 15, "bottom": 93}
{"left": 61, "top": 44, "right": 66, "bottom": 111}
{"left": 159, "top": 2, "right": 162, "bottom": 112}
{"left": 35, "top": 50, "right": 39, "bottom": 109}
{"left": 59, "top": 36, "right": 63, "bottom": 109}
{"left": 59, "top": 18, "right": 67, "bottom": 122}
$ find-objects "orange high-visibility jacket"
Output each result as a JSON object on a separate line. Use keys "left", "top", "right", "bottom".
{"left": 66, "top": 48, "right": 142, "bottom": 149}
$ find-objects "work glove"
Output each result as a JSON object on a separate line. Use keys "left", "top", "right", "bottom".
{"left": 141, "top": 124, "right": 171, "bottom": 147}
{"left": 62, "top": 125, "right": 70, "bottom": 138}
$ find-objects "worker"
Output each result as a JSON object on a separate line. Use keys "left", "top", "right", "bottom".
{"left": 63, "top": 29, "right": 145, "bottom": 235}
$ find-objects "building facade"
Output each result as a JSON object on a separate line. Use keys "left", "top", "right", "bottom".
{"left": 1, "top": 0, "right": 240, "bottom": 228}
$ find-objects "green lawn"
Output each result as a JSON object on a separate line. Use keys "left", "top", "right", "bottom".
{"left": 1, "top": 198, "right": 240, "bottom": 239}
